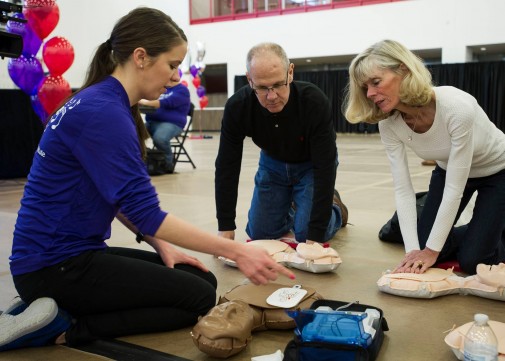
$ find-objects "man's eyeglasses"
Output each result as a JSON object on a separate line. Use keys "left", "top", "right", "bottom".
{"left": 250, "top": 71, "right": 289, "bottom": 96}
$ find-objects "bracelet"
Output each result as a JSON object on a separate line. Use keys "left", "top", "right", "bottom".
{"left": 136, "top": 231, "right": 144, "bottom": 244}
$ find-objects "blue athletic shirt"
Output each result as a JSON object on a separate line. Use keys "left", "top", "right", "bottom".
{"left": 10, "top": 76, "right": 168, "bottom": 276}
{"left": 145, "top": 83, "right": 191, "bottom": 129}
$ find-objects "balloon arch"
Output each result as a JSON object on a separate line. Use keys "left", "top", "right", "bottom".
{"left": 7, "top": 4, "right": 211, "bottom": 124}
{"left": 187, "top": 41, "right": 209, "bottom": 110}
{"left": 6, "top": 0, "right": 74, "bottom": 126}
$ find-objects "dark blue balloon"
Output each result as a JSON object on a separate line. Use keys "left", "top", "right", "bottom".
{"left": 190, "top": 64, "right": 198, "bottom": 78}
{"left": 6, "top": 13, "right": 27, "bottom": 37}
{"left": 30, "top": 94, "right": 49, "bottom": 125}
{"left": 8, "top": 55, "right": 44, "bottom": 95}
{"left": 6, "top": 13, "right": 41, "bottom": 57}
{"left": 196, "top": 85, "right": 206, "bottom": 98}
{"left": 22, "top": 23, "right": 42, "bottom": 57}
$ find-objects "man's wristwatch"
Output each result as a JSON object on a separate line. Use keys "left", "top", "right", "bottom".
{"left": 136, "top": 231, "right": 144, "bottom": 244}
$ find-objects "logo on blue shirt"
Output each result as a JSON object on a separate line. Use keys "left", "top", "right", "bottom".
{"left": 47, "top": 97, "right": 81, "bottom": 131}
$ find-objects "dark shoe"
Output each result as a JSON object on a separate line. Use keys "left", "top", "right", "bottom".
{"left": 333, "top": 189, "right": 348, "bottom": 227}
{"left": 162, "top": 160, "right": 175, "bottom": 174}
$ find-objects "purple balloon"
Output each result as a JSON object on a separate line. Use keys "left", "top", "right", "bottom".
{"left": 22, "top": 23, "right": 42, "bottom": 57}
{"left": 6, "top": 13, "right": 26, "bottom": 38}
{"left": 190, "top": 64, "right": 198, "bottom": 78}
{"left": 6, "top": 13, "right": 41, "bottom": 57}
{"left": 8, "top": 55, "right": 44, "bottom": 95}
{"left": 30, "top": 94, "right": 49, "bottom": 125}
{"left": 178, "top": 68, "right": 183, "bottom": 78}
{"left": 196, "top": 85, "right": 206, "bottom": 98}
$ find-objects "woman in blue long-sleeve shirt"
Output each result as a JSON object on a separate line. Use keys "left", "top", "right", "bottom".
{"left": 0, "top": 7, "right": 294, "bottom": 352}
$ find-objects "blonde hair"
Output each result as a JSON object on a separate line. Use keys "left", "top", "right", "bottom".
{"left": 343, "top": 39, "right": 433, "bottom": 124}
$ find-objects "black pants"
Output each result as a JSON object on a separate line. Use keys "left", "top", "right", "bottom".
{"left": 13, "top": 247, "right": 217, "bottom": 346}
{"left": 418, "top": 166, "right": 505, "bottom": 274}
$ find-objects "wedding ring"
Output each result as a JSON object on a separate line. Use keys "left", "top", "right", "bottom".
{"left": 416, "top": 260, "right": 424, "bottom": 268}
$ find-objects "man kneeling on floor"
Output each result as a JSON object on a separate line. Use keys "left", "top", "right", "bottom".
{"left": 215, "top": 42, "right": 348, "bottom": 246}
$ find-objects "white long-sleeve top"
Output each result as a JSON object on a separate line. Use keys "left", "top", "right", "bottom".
{"left": 379, "top": 86, "right": 505, "bottom": 253}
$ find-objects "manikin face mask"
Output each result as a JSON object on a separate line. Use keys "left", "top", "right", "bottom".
{"left": 192, "top": 282, "right": 324, "bottom": 359}
{"left": 476, "top": 263, "right": 505, "bottom": 288}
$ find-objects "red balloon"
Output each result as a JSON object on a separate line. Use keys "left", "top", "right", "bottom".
{"left": 25, "top": 0, "right": 56, "bottom": 6}
{"left": 23, "top": 3, "right": 59, "bottom": 40}
{"left": 37, "top": 75, "right": 71, "bottom": 114}
{"left": 180, "top": 80, "right": 188, "bottom": 87}
{"left": 192, "top": 76, "right": 201, "bottom": 88}
{"left": 43, "top": 36, "right": 74, "bottom": 76}
{"left": 199, "top": 95, "right": 209, "bottom": 109}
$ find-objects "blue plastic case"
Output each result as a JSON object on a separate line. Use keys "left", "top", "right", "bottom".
{"left": 287, "top": 309, "right": 373, "bottom": 348}
{"left": 283, "top": 300, "right": 389, "bottom": 361}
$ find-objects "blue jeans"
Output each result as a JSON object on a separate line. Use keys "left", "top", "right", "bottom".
{"left": 246, "top": 151, "right": 342, "bottom": 243}
{"left": 418, "top": 166, "right": 505, "bottom": 274}
{"left": 146, "top": 121, "right": 183, "bottom": 165}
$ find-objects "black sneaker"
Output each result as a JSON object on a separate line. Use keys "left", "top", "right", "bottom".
{"left": 333, "top": 189, "right": 348, "bottom": 227}
{"left": 163, "top": 159, "right": 175, "bottom": 174}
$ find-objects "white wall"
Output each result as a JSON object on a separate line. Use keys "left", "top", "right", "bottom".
{"left": 1, "top": 0, "right": 504, "bottom": 99}
{"left": 0, "top": 0, "right": 189, "bottom": 89}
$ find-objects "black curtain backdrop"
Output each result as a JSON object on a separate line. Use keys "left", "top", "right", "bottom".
{"left": 0, "top": 90, "right": 43, "bottom": 179}
{"left": 1, "top": 62, "right": 504, "bottom": 179}
{"left": 235, "top": 61, "right": 505, "bottom": 134}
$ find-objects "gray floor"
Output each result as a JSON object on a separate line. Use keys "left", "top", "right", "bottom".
{"left": 0, "top": 133, "right": 503, "bottom": 361}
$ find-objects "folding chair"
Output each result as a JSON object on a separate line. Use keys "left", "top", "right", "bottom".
{"left": 171, "top": 103, "right": 196, "bottom": 169}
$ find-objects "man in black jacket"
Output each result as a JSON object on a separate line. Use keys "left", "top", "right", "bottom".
{"left": 215, "top": 42, "right": 347, "bottom": 244}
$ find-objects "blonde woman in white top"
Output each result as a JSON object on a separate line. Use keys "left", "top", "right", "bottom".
{"left": 344, "top": 39, "right": 505, "bottom": 275}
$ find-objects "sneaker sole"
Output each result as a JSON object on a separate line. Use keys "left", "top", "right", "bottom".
{"left": 0, "top": 298, "right": 70, "bottom": 351}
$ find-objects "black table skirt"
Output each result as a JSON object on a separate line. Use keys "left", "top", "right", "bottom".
{"left": 0, "top": 89, "right": 43, "bottom": 179}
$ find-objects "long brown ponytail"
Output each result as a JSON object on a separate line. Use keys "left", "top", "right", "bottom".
{"left": 80, "top": 7, "right": 187, "bottom": 159}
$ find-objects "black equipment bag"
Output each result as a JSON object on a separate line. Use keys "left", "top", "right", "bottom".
{"left": 145, "top": 148, "right": 167, "bottom": 176}
{"left": 283, "top": 300, "right": 389, "bottom": 361}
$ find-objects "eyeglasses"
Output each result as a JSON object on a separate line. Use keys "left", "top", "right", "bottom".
{"left": 250, "top": 71, "right": 289, "bottom": 96}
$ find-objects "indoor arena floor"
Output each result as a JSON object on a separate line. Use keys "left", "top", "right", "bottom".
{"left": 0, "top": 133, "right": 502, "bottom": 361}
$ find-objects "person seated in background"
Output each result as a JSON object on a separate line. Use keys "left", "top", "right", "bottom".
{"left": 0, "top": 7, "right": 294, "bottom": 353}
{"left": 140, "top": 79, "right": 191, "bottom": 174}
{"left": 215, "top": 42, "right": 348, "bottom": 246}
{"left": 344, "top": 39, "right": 505, "bottom": 275}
